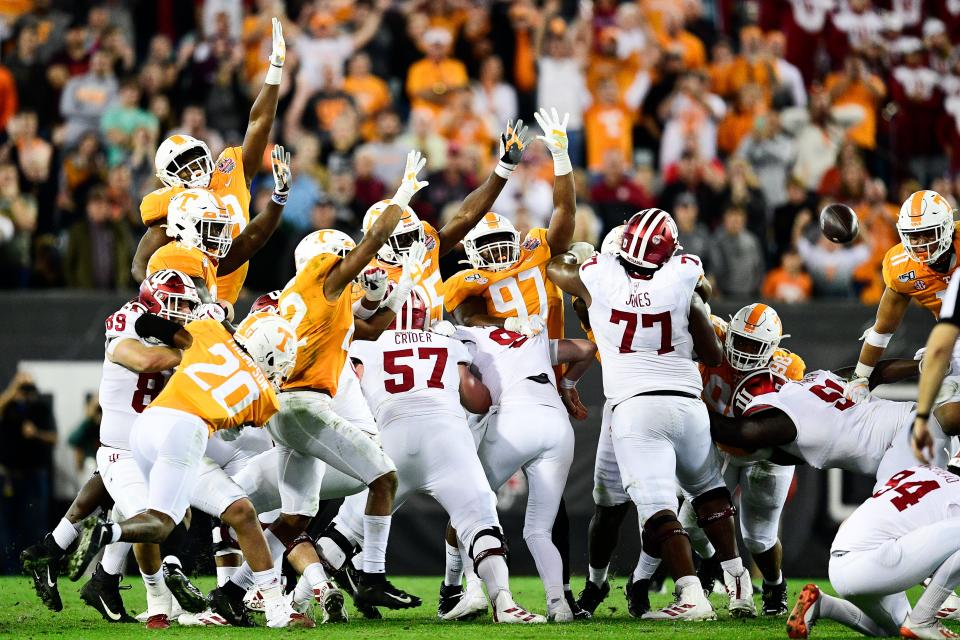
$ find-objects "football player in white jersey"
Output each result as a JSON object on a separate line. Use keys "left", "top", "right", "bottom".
{"left": 439, "top": 324, "right": 596, "bottom": 622}
{"left": 787, "top": 459, "right": 960, "bottom": 639}
{"left": 711, "top": 369, "right": 953, "bottom": 487}
{"left": 547, "top": 208, "right": 751, "bottom": 621}
{"left": 312, "top": 295, "right": 547, "bottom": 624}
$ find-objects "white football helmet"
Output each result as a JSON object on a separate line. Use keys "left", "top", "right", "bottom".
{"left": 725, "top": 303, "right": 787, "bottom": 371}
{"left": 233, "top": 312, "right": 299, "bottom": 389}
{"left": 362, "top": 200, "right": 425, "bottom": 265}
{"left": 897, "top": 190, "right": 955, "bottom": 264}
{"left": 155, "top": 134, "right": 214, "bottom": 189}
{"left": 463, "top": 212, "right": 520, "bottom": 272}
{"left": 166, "top": 189, "right": 235, "bottom": 258}
{"left": 601, "top": 225, "right": 625, "bottom": 255}
{"left": 294, "top": 229, "right": 356, "bottom": 273}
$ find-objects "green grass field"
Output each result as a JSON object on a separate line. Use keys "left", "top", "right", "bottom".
{"left": 0, "top": 575, "right": 936, "bottom": 638}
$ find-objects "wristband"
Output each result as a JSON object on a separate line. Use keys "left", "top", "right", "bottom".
{"left": 265, "top": 63, "right": 282, "bottom": 85}
{"left": 551, "top": 152, "right": 572, "bottom": 176}
{"left": 559, "top": 377, "right": 577, "bottom": 389}
{"left": 862, "top": 327, "right": 893, "bottom": 348}
{"left": 494, "top": 161, "right": 516, "bottom": 179}
{"left": 272, "top": 191, "right": 288, "bottom": 205}
{"left": 567, "top": 242, "right": 595, "bottom": 264}
{"left": 384, "top": 282, "right": 414, "bottom": 314}
{"left": 854, "top": 362, "right": 875, "bottom": 379}
{"left": 916, "top": 411, "right": 930, "bottom": 420}
{"left": 352, "top": 297, "right": 377, "bottom": 320}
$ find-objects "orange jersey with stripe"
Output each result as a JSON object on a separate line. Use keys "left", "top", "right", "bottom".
{"left": 443, "top": 227, "right": 564, "bottom": 339}
{"left": 141, "top": 146, "right": 249, "bottom": 304}
{"left": 881, "top": 223, "right": 960, "bottom": 316}
{"left": 146, "top": 242, "right": 218, "bottom": 299}
{"left": 358, "top": 221, "right": 445, "bottom": 323}
{"left": 150, "top": 319, "right": 278, "bottom": 433}
{"left": 700, "top": 317, "right": 806, "bottom": 417}
{"left": 279, "top": 254, "right": 354, "bottom": 395}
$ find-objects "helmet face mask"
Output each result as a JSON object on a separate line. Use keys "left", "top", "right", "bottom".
{"left": 167, "top": 189, "right": 234, "bottom": 259}
{"left": 463, "top": 213, "right": 520, "bottom": 272}
{"left": 724, "top": 303, "right": 784, "bottom": 372}
{"left": 385, "top": 227, "right": 426, "bottom": 263}
{"left": 900, "top": 225, "right": 952, "bottom": 264}
{"left": 156, "top": 137, "right": 214, "bottom": 189}
{"left": 897, "top": 190, "right": 955, "bottom": 264}
{"left": 200, "top": 216, "right": 234, "bottom": 259}
{"left": 726, "top": 332, "right": 774, "bottom": 371}
{"left": 362, "top": 200, "right": 424, "bottom": 266}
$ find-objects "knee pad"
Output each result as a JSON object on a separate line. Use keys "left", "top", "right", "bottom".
{"left": 692, "top": 487, "right": 736, "bottom": 527}
{"left": 316, "top": 522, "right": 356, "bottom": 572}
{"left": 212, "top": 523, "right": 241, "bottom": 558}
{"left": 642, "top": 513, "right": 689, "bottom": 553}
{"left": 286, "top": 532, "right": 315, "bottom": 555}
{"left": 469, "top": 527, "right": 509, "bottom": 569}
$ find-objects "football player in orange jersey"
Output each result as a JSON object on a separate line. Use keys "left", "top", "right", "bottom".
{"left": 82, "top": 312, "right": 309, "bottom": 629}
{"left": 212, "top": 151, "right": 429, "bottom": 621}
{"left": 357, "top": 117, "right": 535, "bottom": 325}
{"left": 131, "top": 18, "right": 286, "bottom": 306}
{"left": 146, "top": 145, "right": 291, "bottom": 309}
{"left": 444, "top": 108, "right": 576, "bottom": 340}
{"left": 846, "top": 190, "right": 960, "bottom": 401}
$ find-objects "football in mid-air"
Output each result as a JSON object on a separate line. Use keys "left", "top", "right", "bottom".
{"left": 819, "top": 203, "right": 860, "bottom": 244}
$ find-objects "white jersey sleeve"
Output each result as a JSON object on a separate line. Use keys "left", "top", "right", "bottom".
{"left": 832, "top": 465, "right": 960, "bottom": 553}
{"left": 351, "top": 330, "right": 468, "bottom": 428}
{"left": 746, "top": 370, "right": 913, "bottom": 475}
{"left": 98, "top": 301, "right": 172, "bottom": 449}
{"left": 579, "top": 253, "right": 703, "bottom": 404}
{"left": 454, "top": 325, "right": 561, "bottom": 408}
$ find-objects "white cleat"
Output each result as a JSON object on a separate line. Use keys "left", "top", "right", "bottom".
{"left": 901, "top": 614, "right": 960, "bottom": 639}
{"left": 937, "top": 592, "right": 960, "bottom": 620}
{"left": 243, "top": 589, "right": 265, "bottom": 612}
{"left": 265, "top": 601, "right": 316, "bottom": 629}
{"left": 724, "top": 569, "right": 757, "bottom": 618}
{"left": 547, "top": 596, "right": 574, "bottom": 622}
{"left": 177, "top": 609, "right": 230, "bottom": 626}
{"left": 492, "top": 591, "right": 546, "bottom": 624}
{"left": 442, "top": 580, "right": 488, "bottom": 621}
{"left": 314, "top": 581, "right": 348, "bottom": 623}
{"left": 642, "top": 583, "right": 717, "bottom": 621}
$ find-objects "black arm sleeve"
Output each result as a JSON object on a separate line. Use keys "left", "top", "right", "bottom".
{"left": 134, "top": 313, "right": 184, "bottom": 347}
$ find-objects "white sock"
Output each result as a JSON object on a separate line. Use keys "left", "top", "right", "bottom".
{"left": 444, "top": 542, "right": 463, "bottom": 586}
{"left": 101, "top": 542, "right": 130, "bottom": 575}
{"left": 351, "top": 553, "right": 363, "bottom": 571}
{"left": 216, "top": 565, "right": 238, "bottom": 586}
{"left": 141, "top": 568, "right": 171, "bottom": 616}
{"left": 720, "top": 557, "right": 745, "bottom": 576}
{"left": 915, "top": 584, "right": 952, "bottom": 624}
{"left": 675, "top": 574, "right": 703, "bottom": 598}
{"left": 252, "top": 568, "right": 283, "bottom": 606}
{"left": 588, "top": 564, "right": 608, "bottom": 586}
{"left": 820, "top": 593, "right": 887, "bottom": 636}
{"left": 764, "top": 571, "right": 783, "bottom": 586}
{"left": 52, "top": 518, "right": 80, "bottom": 550}
{"left": 109, "top": 523, "right": 122, "bottom": 543}
{"left": 362, "top": 515, "right": 391, "bottom": 574}
{"left": 303, "top": 562, "right": 328, "bottom": 590}
{"left": 231, "top": 563, "right": 255, "bottom": 591}
{"left": 633, "top": 550, "right": 661, "bottom": 581}
{"left": 293, "top": 574, "right": 313, "bottom": 609}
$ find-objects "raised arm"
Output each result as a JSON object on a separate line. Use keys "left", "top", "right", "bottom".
{"left": 132, "top": 226, "right": 170, "bottom": 281}
{"left": 546, "top": 251, "right": 590, "bottom": 303}
{"left": 351, "top": 0, "right": 388, "bottom": 50}
{"left": 533, "top": 108, "right": 576, "bottom": 254}
{"left": 437, "top": 120, "right": 532, "bottom": 256}
{"left": 218, "top": 145, "right": 290, "bottom": 275}
{"left": 353, "top": 243, "right": 428, "bottom": 340}
{"left": 241, "top": 18, "right": 285, "bottom": 186}
{"left": 689, "top": 291, "right": 722, "bottom": 366}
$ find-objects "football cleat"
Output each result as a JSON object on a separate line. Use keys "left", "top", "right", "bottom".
{"left": 243, "top": 589, "right": 265, "bottom": 612}
{"left": 901, "top": 615, "right": 960, "bottom": 639}
{"left": 547, "top": 595, "right": 574, "bottom": 622}
{"left": 332, "top": 562, "right": 381, "bottom": 619}
{"left": 21, "top": 534, "right": 64, "bottom": 612}
{"left": 576, "top": 580, "right": 610, "bottom": 615}
{"left": 725, "top": 569, "right": 757, "bottom": 618}
{"left": 492, "top": 591, "right": 546, "bottom": 624}
{"left": 762, "top": 580, "right": 789, "bottom": 616}
{"left": 68, "top": 517, "right": 103, "bottom": 581}
{"left": 936, "top": 592, "right": 960, "bottom": 620}
{"left": 265, "top": 601, "right": 315, "bottom": 629}
{"left": 315, "top": 580, "right": 348, "bottom": 623}
{"left": 79, "top": 564, "right": 136, "bottom": 623}
{"left": 437, "top": 582, "right": 465, "bottom": 620}
{"left": 787, "top": 583, "right": 821, "bottom": 639}
{"left": 162, "top": 561, "right": 206, "bottom": 613}
{"left": 177, "top": 609, "right": 230, "bottom": 626}
{"left": 642, "top": 583, "right": 716, "bottom": 621}
{"left": 441, "top": 579, "right": 488, "bottom": 621}
{"left": 208, "top": 584, "right": 254, "bottom": 627}
{"left": 625, "top": 579, "right": 651, "bottom": 618}
{"left": 356, "top": 571, "right": 421, "bottom": 610}
{"left": 145, "top": 614, "right": 171, "bottom": 629}
{"left": 564, "top": 589, "right": 591, "bottom": 619}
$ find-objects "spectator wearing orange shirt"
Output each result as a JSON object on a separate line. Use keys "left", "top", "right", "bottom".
{"left": 656, "top": 10, "right": 706, "bottom": 70}
{"left": 343, "top": 52, "right": 391, "bottom": 140}
{"left": 584, "top": 77, "right": 633, "bottom": 172}
{"left": 718, "top": 84, "right": 764, "bottom": 157}
{"left": 437, "top": 87, "right": 493, "bottom": 155}
{"left": 659, "top": 71, "right": 726, "bottom": 167}
{"left": 0, "top": 64, "right": 18, "bottom": 133}
{"left": 708, "top": 38, "right": 736, "bottom": 98}
{"left": 728, "top": 26, "right": 779, "bottom": 105}
{"left": 824, "top": 55, "right": 886, "bottom": 151}
{"left": 761, "top": 248, "right": 813, "bottom": 303}
{"left": 852, "top": 178, "right": 900, "bottom": 305}
{"left": 406, "top": 28, "right": 468, "bottom": 117}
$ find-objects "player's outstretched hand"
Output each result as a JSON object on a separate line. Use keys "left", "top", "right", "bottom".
{"left": 561, "top": 386, "right": 588, "bottom": 420}
{"left": 843, "top": 376, "right": 870, "bottom": 403}
{"left": 498, "top": 119, "right": 533, "bottom": 168}
{"left": 271, "top": 145, "right": 291, "bottom": 198}
{"left": 360, "top": 266, "right": 389, "bottom": 302}
{"left": 194, "top": 302, "right": 226, "bottom": 322}
{"left": 399, "top": 241, "right": 427, "bottom": 286}
{"left": 911, "top": 416, "right": 935, "bottom": 463}
{"left": 504, "top": 315, "right": 545, "bottom": 337}
{"left": 393, "top": 150, "right": 428, "bottom": 209}
{"left": 270, "top": 17, "right": 285, "bottom": 67}
{"left": 430, "top": 320, "right": 457, "bottom": 337}
{"left": 534, "top": 107, "right": 570, "bottom": 156}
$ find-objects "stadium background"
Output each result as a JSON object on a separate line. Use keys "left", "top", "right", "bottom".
{"left": 0, "top": 0, "right": 953, "bottom": 581}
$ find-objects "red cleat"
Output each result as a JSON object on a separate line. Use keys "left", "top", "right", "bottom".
{"left": 146, "top": 614, "right": 171, "bottom": 630}
{"left": 787, "top": 583, "right": 821, "bottom": 639}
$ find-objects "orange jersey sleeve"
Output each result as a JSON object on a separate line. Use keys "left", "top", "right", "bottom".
{"left": 881, "top": 228, "right": 960, "bottom": 316}
{"left": 151, "top": 320, "right": 279, "bottom": 432}
{"left": 280, "top": 255, "right": 355, "bottom": 394}
{"left": 146, "top": 243, "right": 218, "bottom": 298}
{"left": 770, "top": 349, "right": 806, "bottom": 381}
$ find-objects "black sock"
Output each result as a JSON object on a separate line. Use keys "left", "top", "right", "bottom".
{"left": 552, "top": 498, "right": 571, "bottom": 587}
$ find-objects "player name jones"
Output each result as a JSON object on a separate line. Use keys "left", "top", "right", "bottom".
{"left": 625, "top": 291, "right": 652, "bottom": 307}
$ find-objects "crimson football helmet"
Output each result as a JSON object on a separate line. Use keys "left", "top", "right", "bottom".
{"left": 387, "top": 286, "right": 428, "bottom": 331}
{"left": 139, "top": 269, "right": 201, "bottom": 323}
{"left": 250, "top": 290, "right": 282, "bottom": 315}
{"left": 619, "top": 208, "right": 681, "bottom": 272}
{"left": 732, "top": 369, "right": 787, "bottom": 417}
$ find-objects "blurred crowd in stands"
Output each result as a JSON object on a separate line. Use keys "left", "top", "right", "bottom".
{"left": 0, "top": 0, "right": 955, "bottom": 303}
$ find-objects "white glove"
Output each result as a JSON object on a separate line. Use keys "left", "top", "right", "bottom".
{"left": 430, "top": 320, "right": 457, "bottom": 337}
{"left": 505, "top": 315, "right": 545, "bottom": 337}
{"left": 566, "top": 242, "right": 595, "bottom": 264}
{"left": 194, "top": 302, "right": 226, "bottom": 322}
{"left": 533, "top": 107, "right": 572, "bottom": 175}
{"left": 271, "top": 144, "right": 291, "bottom": 203}
{"left": 383, "top": 241, "right": 427, "bottom": 314}
{"left": 359, "top": 267, "right": 389, "bottom": 302}
{"left": 392, "top": 150, "right": 429, "bottom": 209}
{"left": 843, "top": 377, "right": 870, "bottom": 403}
{"left": 265, "top": 17, "right": 285, "bottom": 84}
